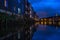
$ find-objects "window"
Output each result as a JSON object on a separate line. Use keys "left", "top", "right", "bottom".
{"left": 49, "top": 22, "right": 52, "bottom": 24}
{"left": 18, "top": 8, "right": 21, "bottom": 14}
{"left": 58, "top": 22, "right": 60, "bottom": 25}
{"left": 41, "top": 22, "right": 43, "bottom": 24}
{"left": 44, "top": 22, "right": 47, "bottom": 24}
{"left": 4, "top": 0, "right": 8, "bottom": 7}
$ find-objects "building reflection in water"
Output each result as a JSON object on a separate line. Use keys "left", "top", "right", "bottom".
{"left": 32, "top": 22, "right": 60, "bottom": 40}
{"left": 0, "top": 21, "right": 60, "bottom": 40}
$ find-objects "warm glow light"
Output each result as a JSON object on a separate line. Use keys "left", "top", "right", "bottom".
{"left": 41, "top": 22, "right": 43, "bottom": 24}
{"left": 18, "top": 8, "right": 21, "bottom": 14}
{"left": 4, "top": 0, "right": 8, "bottom": 7}
{"left": 58, "top": 22, "right": 60, "bottom": 25}
{"left": 30, "top": 11, "right": 32, "bottom": 14}
{"left": 4, "top": 0, "right": 6, "bottom": 7}
{"left": 30, "top": 15, "right": 32, "bottom": 18}
{"left": 44, "top": 22, "right": 47, "bottom": 24}
{"left": 35, "top": 22, "right": 39, "bottom": 24}
{"left": 49, "top": 22, "right": 52, "bottom": 24}
{"left": 34, "top": 18, "right": 39, "bottom": 21}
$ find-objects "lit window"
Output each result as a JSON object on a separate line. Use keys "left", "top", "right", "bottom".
{"left": 4, "top": 0, "right": 8, "bottom": 7}
{"left": 36, "top": 22, "right": 39, "bottom": 24}
{"left": 18, "top": 8, "right": 21, "bottom": 14}
{"left": 30, "top": 15, "right": 32, "bottom": 18}
{"left": 41, "top": 22, "right": 43, "bottom": 24}
{"left": 30, "top": 11, "right": 32, "bottom": 14}
{"left": 58, "top": 22, "right": 60, "bottom": 25}
{"left": 44, "top": 22, "right": 47, "bottom": 24}
{"left": 49, "top": 22, "right": 52, "bottom": 24}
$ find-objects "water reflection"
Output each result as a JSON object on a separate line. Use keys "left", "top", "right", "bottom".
{"left": 0, "top": 21, "right": 60, "bottom": 40}
{"left": 32, "top": 23, "right": 60, "bottom": 40}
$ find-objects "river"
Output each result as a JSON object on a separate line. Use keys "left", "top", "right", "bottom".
{"left": 32, "top": 24, "right": 60, "bottom": 40}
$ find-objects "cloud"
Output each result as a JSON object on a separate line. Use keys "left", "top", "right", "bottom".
{"left": 28, "top": 0, "right": 60, "bottom": 18}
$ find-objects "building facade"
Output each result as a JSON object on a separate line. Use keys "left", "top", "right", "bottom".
{"left": 0, "top": 0, "right": 25, "bottom": 15}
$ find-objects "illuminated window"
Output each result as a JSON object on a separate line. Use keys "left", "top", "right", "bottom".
{"left": 36, "top": 22, "right": 39, "bottom": 24}
{"left": 41, "top": 22, "right": 43, "bottom": 24}
{"left": 4, "top": 0, "right": 8, "bottom": 7}
{"left": 44, "top": 22, "right": 47, "bottom": 24}
{"left": 18, "top": 8, "right": 21, "bottom": 14}
{"left": 30, "top": 11, "right": 32, "bottom": 14}
{"left": 30, "top": 15, "right": 32, "bottom": 18}
{"left": 59, "top": 18, "right": 60, "bottom": 20}
{"left": 49, "top": 22, "right": 52, "bottom": 24}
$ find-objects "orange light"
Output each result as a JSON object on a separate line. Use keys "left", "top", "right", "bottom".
{"left": 44, "top": 18, "right": 46, "bottom": 21}
{"left": 49, "top": 22, "right": 52, "bottom": 24}
{"left": 44, "top": 22, "right": 47, "bottom": 24}
{"left": 35, "top": 22, "right": 39, "bottom": 24}
{"left": 58, "top": 22, "right": 60, "bottom": 25}
{"left": 41, "top": 22, "right": 43, "bottom": 24}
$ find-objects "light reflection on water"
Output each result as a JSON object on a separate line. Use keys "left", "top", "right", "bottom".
{"left": 32, "top": 24, "right": 60, "bottom": 40}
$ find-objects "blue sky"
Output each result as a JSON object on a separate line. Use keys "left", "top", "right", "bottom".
{"left": 28, "top": 0, "right": 60, "bottom": 18}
